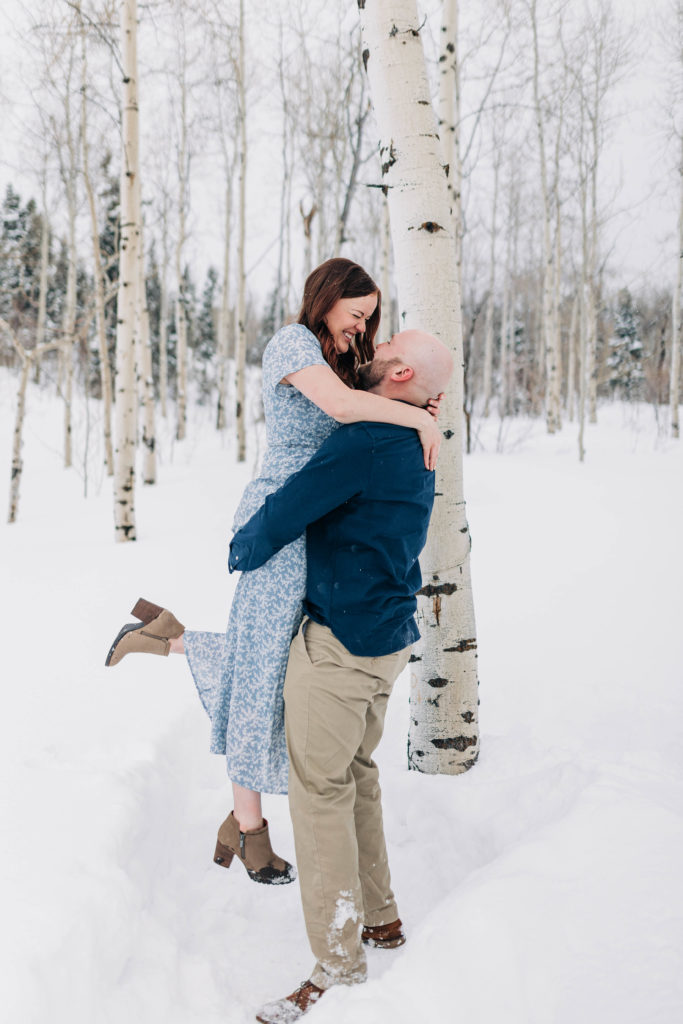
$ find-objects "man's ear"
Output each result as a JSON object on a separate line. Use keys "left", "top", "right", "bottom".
{"left": 389, "top": 364, "right": 414, "bottom": 383}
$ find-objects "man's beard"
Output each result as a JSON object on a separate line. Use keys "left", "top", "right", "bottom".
{"left": 356, "top": 357, "right": 400, "bottom": 391}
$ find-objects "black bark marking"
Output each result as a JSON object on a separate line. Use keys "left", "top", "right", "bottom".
{"left": 380, "top": 143, "right": 397, "bottom": 176}
{"left": 443, "top": 638, "right": 477, "bottom": 653}
{"left": 418, "top": 221, "right": 444, "bottom": 233}
{"left": 431, "top": 735, "right": 477, "bottom": 752}
{"left": 418, "top": 582, "right": 458, "bottom": 597}
{"left": 427, "top": 695, "right": 441, "bottom": 707}
{"left": 462, "top": 754, "right": 479, "bottom": 770}
{"left": 362, "top": 47, "right": 369, "bottom": 71}
{"left": 409, "top": 654, "right": 422, "bottom": 663}
{"left": 389, "top": 23, "right": 398, "bottom": 36}
{"left": 357, "top": 0, "right": 365, "bottom": 8}
{"left": 443, "top": 429, "right": 454, "bottom": 439}
{"left": 446, "top": 42, "right": 455, "bottom": 53}
{"left": 427, "top": 677, "right": 448, "bottom": 688}
{"left": 461, "top": 711, "right": 475, "bottom": 723}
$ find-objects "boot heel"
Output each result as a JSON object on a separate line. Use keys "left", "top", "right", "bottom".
{"left": 131, "top": 597, "right": 164, "bottom": 623}
{"left": 213, "top": 840, "right": 235, "bottom": 869}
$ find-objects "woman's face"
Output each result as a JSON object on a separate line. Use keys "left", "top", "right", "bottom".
{"left": 323, "top": 293, "right": 378, "bottom": 355}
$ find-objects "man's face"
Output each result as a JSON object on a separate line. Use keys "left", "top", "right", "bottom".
{"left": 357, "top": 335, "right": 407, "bottom": 390}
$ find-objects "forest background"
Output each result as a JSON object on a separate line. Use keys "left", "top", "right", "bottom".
{"left": 0, "top": 0, "right": 681, "bottom": 510}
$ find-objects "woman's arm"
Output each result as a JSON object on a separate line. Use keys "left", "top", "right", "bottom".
{"left": 285, "top": 363, "right": 442, "bottom": 471}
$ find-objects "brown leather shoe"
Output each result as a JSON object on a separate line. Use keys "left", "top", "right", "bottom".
{"left": 214, "top": 811, "right": 296, "bottom": 885}
{"left": 255, "top": 980, "right": 325, "bottom": 1023}
{"left": 105, "top": 598, "right": 185, "bottom": 667}
{"left": 361, "top": 918, "right": 406, "bottom": 948}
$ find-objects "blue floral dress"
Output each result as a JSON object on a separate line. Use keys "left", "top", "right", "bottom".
{"left": 183, "top": 324, "right": 339, "bottom": 794}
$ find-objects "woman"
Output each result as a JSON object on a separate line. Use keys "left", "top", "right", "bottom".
{"left": 106, "top": 258, "right": 442, "bottom": 884}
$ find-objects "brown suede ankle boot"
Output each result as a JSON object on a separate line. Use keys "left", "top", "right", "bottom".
{"left": 213, "top": 811, "right": 296, "bottom": 885}
{"left": 105, "top": 598, "right": 185, "bottom": 667}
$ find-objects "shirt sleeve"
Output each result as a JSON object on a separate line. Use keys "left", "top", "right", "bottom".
{"left": 228, "top": 426, "right": 371, "bottom": 572}
{"left": 262, "top": 323, "right": 328, "bottom": 392}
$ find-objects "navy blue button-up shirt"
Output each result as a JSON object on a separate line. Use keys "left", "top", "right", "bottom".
{"left": 228, "top": 420, "right": 435, "bottom": 657}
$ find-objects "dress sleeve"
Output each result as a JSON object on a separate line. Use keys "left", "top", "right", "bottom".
{"left": 261, "top": 323, "right": 329, "bottom": 392}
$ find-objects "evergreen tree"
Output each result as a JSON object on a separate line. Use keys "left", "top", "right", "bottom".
{"left": 607, "top": 288, "right": 644, "bottom": 399}
{"left": 194, "top": 266, "right": 218, "bottom": 404}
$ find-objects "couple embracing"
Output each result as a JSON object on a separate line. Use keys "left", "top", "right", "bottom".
{"left": 106, "top": 257, "right": 453, "bottom": 1022}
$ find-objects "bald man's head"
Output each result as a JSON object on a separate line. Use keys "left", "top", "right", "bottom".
{"left": 357, "top": 329, "right": 454, "bottom": 406}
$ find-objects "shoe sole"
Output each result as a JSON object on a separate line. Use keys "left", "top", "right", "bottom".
{"left": 105, "top": 621, "right": 143, "bottom": 667}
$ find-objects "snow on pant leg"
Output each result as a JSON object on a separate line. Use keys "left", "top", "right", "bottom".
{"left": 284, "top": 619, "right": 410, "bottom": 990}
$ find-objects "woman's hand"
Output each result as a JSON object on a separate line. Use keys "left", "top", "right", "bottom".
{"left": 426, "top": 393, "right": 445, "bottom": 420}
{"left": 417, "top": 411, "right": 442, "bottom": 471}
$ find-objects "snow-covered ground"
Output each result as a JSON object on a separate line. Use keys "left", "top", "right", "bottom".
{"left": 2, "top": 373, "right": 682, "bottom": 1024}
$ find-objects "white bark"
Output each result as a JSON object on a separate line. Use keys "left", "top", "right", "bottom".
{"left": 567, "top": 291, "right": 578, "bottom": 422}
{"left": 3, "top": 320, "right": 58, "bottom": 524}
{"left": 360, "top": 0, "right": 479, "bottom": 774}
{"left": 437, "top": 0, "right": 463, "bottom": 300}
{"left": 216, "top": 171, "right": 233, "bottom": 432}
{"left": 234, "top": 0, "right": 248, "bottom": 463}
{"left": 80, "top": 17, "right": 114, "bottom": 477}
{"left": 174, "top": 28, "right": 189, "bottom": 444}
{"left": 482, "top": 155, "right": 499, "bottom": 417}
{"left": 137, "top": 220, "right": 156, "bottom": 484}
{"left": 530, "top": 0, "right": 559, "bottom": 435}
{"left": 114, "top": 0, "right": 141, "bottom": 542}
{"left": 670, "top": 134, "right": 682, "bottom": 439}
{"left": 380, "top": 193, "right": 393, "bottom": 336}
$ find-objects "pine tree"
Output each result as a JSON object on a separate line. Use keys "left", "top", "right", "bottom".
{"left": 607, "top": 288, "right": 644, "bottom": 400}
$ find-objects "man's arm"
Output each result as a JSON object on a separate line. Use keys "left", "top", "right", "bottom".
{"left": 228, "top": 426, "right": 371, "bottom": 572}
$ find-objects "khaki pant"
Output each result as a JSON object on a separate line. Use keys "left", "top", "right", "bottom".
{"left": 284, "top": 618, "right": 411, "bottom": 990}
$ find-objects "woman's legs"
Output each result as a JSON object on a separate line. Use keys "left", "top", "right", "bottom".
{"left": 169, "top": 633, "right": 185, "bottom": 654}
{"left": 171, "top": 634, "right": 263, "bottom": 827}
{"left": 232, "top": 781, "right": 264, "bottom": 831}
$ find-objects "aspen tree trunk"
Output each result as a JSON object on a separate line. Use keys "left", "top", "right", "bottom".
{"left": 9, "top": 358, "right": 31, "bottom": 525}
{"left": 530, "top": 0, "right": 559, "bottom": 435}
{"left": 61, "top": 177, "right": 78, "bottom": 469}
{"left": 587, "top": 114, "right": 600, "bottom": 425}
{"left": 80, "top": 19, "right": 114, "bottom": 476}
{"left": 159, "top": 207, "right": 170, "bottom": 418}
{"left": 35, "top": 178, "right": 50, "bottom": 357}
{"left": 437, "top": 0, "right": 463, "bottom": 307}
{"left": 300, "top": 202, "right": 316, "bottom": 278}
{"left": 175, "top": 62, "right": 189, "bottom": 443}
{"left": 216, "top": 172, "right": 233, "bottom": 431}
{"left": 551, "top": 194, "right": 563, "bottom": 426}
{"left": 360, "top": 0, "right": 479, "bottom": 774}
{"left": 670, "top": 135, "right": 682, "bottom": 439}
{"left": 137, "top": 220, "right": 156, "bottom": 483}
{"left": 234, "top": 0, "right": 248, "bottom": 463}
{"left": 482, "top": 156, "right": 499, "bottom": 417}
{"left": 499, "top": 249, "right": 511, "bottom": 419}
{"left": 3, "top": 321, "right": 58, "bottom": 524}
{"left": 114, "top": 0, "right": 141, "bottom": 542}
{"left": 380, "top": 194, "right": 393, "bottom": 336}
{"left": 567, "top": 292, "right": 578, "bottom": 421}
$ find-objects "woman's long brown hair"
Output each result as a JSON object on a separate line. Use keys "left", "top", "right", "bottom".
{"left": 297, "top": 258, "right": 381, "bottom": 387}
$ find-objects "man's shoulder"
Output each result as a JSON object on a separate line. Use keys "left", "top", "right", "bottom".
{"left": 336, "top": 421, "right": 416, "bottom": 442}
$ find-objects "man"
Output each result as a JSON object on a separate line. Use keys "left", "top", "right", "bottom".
{"left": 228, "top": 329, "right": 454, "bottom": 1023}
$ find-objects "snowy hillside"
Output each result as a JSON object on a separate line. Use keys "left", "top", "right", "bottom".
{"left": 1, "top": 376, "right": 682, "bottom": 1024}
